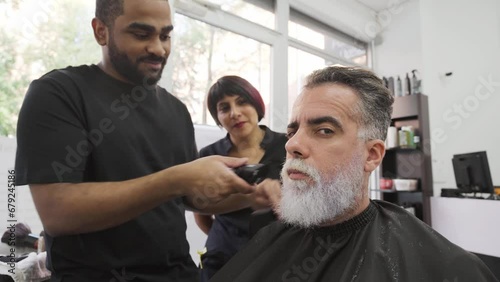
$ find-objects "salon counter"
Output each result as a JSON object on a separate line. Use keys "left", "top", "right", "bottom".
{"left": 430, "top": 196, "right": 500, "bottom": 258}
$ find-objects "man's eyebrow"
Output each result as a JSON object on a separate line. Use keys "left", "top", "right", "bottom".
{"left": 127, "top": 22, "right": 174, "bottom": 33}
{"left": 308, "top": 116, "right": 344, "bottom": 132}
{"left": 161, "top": 25, "right": 174, "bottom": 33}
{"left": 287, "top": 121, "right": 298, "bottom": 130}
{"left": 287, "top": 116, "right": 343, "bottom": 132}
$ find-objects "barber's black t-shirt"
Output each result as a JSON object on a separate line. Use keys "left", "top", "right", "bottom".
{"left": 15, "top": 65, "right": 199, "bottom": 281}
{"left": 212, "top": 200, "right": 498, "bottom": 282}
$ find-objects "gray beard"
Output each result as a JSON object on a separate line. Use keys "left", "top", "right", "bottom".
{"left": 278, "top": 153, "right": 364, "bottom": 228}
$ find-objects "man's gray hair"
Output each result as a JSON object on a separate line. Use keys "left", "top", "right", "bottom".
{"left": 303, "top": 65, "right": 394, "bottom": 141}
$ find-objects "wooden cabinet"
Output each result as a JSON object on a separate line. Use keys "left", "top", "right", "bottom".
{"left": 378, "top": 94, "right": 434, "bottom": 224}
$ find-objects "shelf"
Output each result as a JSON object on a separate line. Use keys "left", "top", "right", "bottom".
{"left": 385, "top": 147, "right": 421, "bottom": 152}
{"left": 371, "top": 189, "right": 421, "bottom": 193}
{"left": 371, "top": 189, "right": 397, "bottom": 193}
{"left": 379, "top": 93, "right": 432, "bottom": 224}
{"left": 392, "top": 93, "right": 424, "bottom": 119}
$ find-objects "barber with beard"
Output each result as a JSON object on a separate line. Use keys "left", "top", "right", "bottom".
{"left": 14, "top": 1, "right": 272, "bottom": 281}
{"left": 211, "top": 66, "right": 498, "bottom": 282}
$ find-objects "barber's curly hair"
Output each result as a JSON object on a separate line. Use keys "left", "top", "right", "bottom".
{"left": 304, "top": 66, "right": 394, "bottom": 141}
{"left": 95, "top": 0, "right": 124, "bottom": 27}
{"left": 95, "top": 0, "right": 168, "bottom": 27}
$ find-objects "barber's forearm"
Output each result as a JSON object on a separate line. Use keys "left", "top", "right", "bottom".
{"left": 31, "top": 156, "right": 254, "bottom": 237}
{"left": 30, "top": 168, "right": 185, "bottom": 237}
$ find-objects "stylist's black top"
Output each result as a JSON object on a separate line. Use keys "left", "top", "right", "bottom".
{"left": 199, "top": 125, "right": 287, "bottom": 280}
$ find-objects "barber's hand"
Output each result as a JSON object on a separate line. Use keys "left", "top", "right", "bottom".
{"left": 179, "top": 156, "right": 255, "bottom": 209}
{"left": 248, "top": 179, "right": 282, "bottom": 211}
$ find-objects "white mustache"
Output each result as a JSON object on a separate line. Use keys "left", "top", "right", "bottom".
{"left": 282, "top": 159, "right": 321, "bottom": 181}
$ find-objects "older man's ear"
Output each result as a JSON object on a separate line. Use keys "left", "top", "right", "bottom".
{"left": 363, "top": 139, "right": 386, "bottom": 173}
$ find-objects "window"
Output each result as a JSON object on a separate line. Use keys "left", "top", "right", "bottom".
{"left": 171, "top": 14, "right": 271, "bottom": 126}
{"left": 171, "top": 2, "right": 370, "bottom": 128}
{"left": 203, "top": 0, "right": 275, "bottom": 29}
{"left": 0, "top": 0, "right": 98, "bottom": 136}
{"left": 289, "top": 9, "right": 368, "bottom": 65}
{"left": 285, "top": 8, "right": 369, "bottom": 120}
{"left": 287, "top": 47, "right": 329, "bottom": 115}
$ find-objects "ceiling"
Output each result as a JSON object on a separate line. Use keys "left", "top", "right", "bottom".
{"left": 355, "top": 0, "right": 399, "bottom": 12}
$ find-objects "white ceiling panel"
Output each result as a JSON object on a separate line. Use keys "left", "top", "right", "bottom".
{"left": 356, "top": 0, "right": 398, "bottom": 12}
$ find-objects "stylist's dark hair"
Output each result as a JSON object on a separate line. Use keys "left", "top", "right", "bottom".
{"left": 207, "top": 76, "right": 265, "bottom": 126}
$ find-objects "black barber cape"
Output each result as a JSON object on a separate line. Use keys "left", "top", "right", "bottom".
{"left": 211, "top": 200, "right": 498, "bottom": 282}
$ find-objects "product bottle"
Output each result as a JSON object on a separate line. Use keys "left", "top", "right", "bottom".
{"left": 411, "top": 69, "right": 420, "bottom": 94}
{"left": 413, "top": 135, "right": 420, "bottom": 150}
{"left": 405, "top": 73, "right": 411, "bottom": 95}
{"left": 383, "top": 76, "right": 389, "bottom": 89}
{"left": 408, "top": 127, "right": 415, "bottom": 149}
{"left": 402, "top": 126, "right": 415, "bottom": 149}
{"left": 388, "top": 77, "right": 395, "bottom": 96}
{"left": 387, "top": 126, "right": 398, "bottom": 148}
{"left": 396, "top": 76, "right": 403, "bottom": 97}
{"left": 398, "top": 129, "right": 408, "bottom": 148}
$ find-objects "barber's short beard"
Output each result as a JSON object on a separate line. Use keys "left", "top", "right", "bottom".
{"left": 278, "top": 153, "right": 365, "bottom": 228}
{"left": 108, "top": 33, "right": 165, "bottom": 86}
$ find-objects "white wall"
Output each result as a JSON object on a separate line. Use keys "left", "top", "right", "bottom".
{"left": 421, "top": 0, "right": 500, "bottom": 191}
{"left": 373, "top": 0, "right": 423, "bottom": 80}
{"left": 374, "top": 0, "right": 500, "bottom": 195}
{"left": 431, "top": 197, "right": 500, "bottom": 257}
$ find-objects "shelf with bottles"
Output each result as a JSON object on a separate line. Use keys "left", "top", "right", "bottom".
{"left": 382, "top": 70, "right": 422, "bottom": 98}
{"left": 377, "top": 93, "right": 432, "bottom": 224}
{"left": 386, "top": 124, "right": 421, "bottom": 151}
{"left": 378, "top": 177, "right": 420, "bottom": 192}
{"left": 370, "top": 189, "right": 422, "bottom": 193}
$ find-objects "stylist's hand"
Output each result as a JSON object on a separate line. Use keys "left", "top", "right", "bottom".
{"left": 248, "top": 179, "right": 281, "bottom": 211}
{"left": 176, "top": 156, "right": 255, "bottom": 208}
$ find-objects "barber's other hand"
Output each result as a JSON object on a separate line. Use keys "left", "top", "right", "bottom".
{"left": 248, "top": 179, "right": 281, "bottom": 211}
{"left": 176, "top": 156, "right": 255, "bottom": 208}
